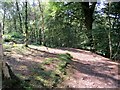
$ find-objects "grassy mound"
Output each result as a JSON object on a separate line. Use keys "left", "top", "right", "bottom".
{"left": 31, "top": 53, "right": 73, "bottom": 88}
{"left": 3, "top": 44, "right": 73, "bottom": 89}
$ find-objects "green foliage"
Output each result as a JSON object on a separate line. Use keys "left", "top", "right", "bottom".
{"left": 3, "top": 34, "right": 12, "bottom": 42}
{"left": 31, "top": 53, "right": 72, "bottom": 87}
{"left": 10, "top": 32, "right": 24, "bottom": 39}
{"left": 1, "top": 1, "right": 120, "bottom": 60}
{"left": 3, "top": 32, "right": 24, "bottom": 43}
{"left": 45, "top": 2, "right": 84, "bottom": 48}
{"left": 58, "top": 53, "right": 73, "bottom": 64}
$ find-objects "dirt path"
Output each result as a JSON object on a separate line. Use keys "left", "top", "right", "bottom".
{"left": 28, "top": 46, "right": 120, "bottom": 88}
{"left": 4, "top": 45, "right": 120, "bottom": 88}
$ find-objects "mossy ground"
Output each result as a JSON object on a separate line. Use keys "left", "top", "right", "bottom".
{"left": 3, "top": 44, "right": 73, "bottom": 89}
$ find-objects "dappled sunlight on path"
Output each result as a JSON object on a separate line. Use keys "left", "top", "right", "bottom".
{"left": 28, "top": 45, "right": 119, "bottom": 88}
{"left": 4, "top": 45, "right": 120, "bottom": 88}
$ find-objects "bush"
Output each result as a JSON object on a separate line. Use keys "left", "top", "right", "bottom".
{"left": 57, "top": 53, "right": 73, "bottom": 64}
{"left": 3, "top": 32, "right": 24, "bottom": 43}
{"left": 3, "top": 35, "right": 13, "bottom": 42}
{"left": 11, "top": 32, "right": 23, "bottom": 39}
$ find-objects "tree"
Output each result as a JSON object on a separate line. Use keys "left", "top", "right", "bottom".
{"left": 45, "top": 2, "right": 84, "bottom": 47}
{"left": 38, "top": 0, "right": 45, "bottom": 45}
{"left": 0, "top": 22, "right": 3, "bottom": 89}
{"left": 81, "top": 2, "right": 97, "bottom": 49}
{"left": 2, "top": 4, "right": 6, "bottom": 34}
{"left": 1, "top": 1, "right": 119, "bottom": 60}
{"left": 24, "top": 1, "right": 29, "bottom": 47}
{"left": 15, "top": 0, "right": 23, "bottom": 33}
{"left": 108, "top": 2, "right": 112, "bottom": 59}
{"left": 104, "top": 2, "right": 120, "bottom": 59}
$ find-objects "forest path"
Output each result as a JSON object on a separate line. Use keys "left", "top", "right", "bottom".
{"left": 28, "top": 45, "right": 120, "bottom": 88}
{"left": 4, "top": 45, "right": 120, "bottom": 88}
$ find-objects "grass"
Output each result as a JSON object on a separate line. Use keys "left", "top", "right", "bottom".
{"left": 3, "top": 44, "right": 30, "bottom": 55}
{"left": 31, "top": 53, "right": 73, "bottom": 88}
{"left": 3, "top": 44, "right": 73, "bottom": 88}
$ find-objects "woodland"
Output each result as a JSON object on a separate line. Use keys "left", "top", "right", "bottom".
{"left": 0, "top": 1, "right": 120, "bottom": 89}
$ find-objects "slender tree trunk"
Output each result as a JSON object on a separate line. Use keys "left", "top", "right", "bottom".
{"left": 13, "top": 16, "right": 17, "bottom": 32}
{"left": 38, "top": 0, "right": 45, "bottom": 46}
{"left": 0, "top": 22, "right": 3, "bottom": 89}
{"left": 39, "top": 29, "right": 42, "bottom": 45}
{"left": 2, "top": 10, "right": 6, "bottom": 35}
{"left": 108, "top": 2, "right": 112, "bottom": 59}
{"left": 24, "top": 1, "right": 29, "bottom": 47}
{"left": 110, "top": 13, "right": 118, "bottom": 59}
{"left": 16, "top": 1, "right": 23, "bottom": 33}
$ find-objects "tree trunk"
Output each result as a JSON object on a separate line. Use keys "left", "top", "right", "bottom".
{"left": 0, "top": 22, "right": 3, "bottom": 89}
{"left": 81, "top": 2, "right": 96, "bottom": 49}
{"left": 38, "top": 0, "right": 45, "bottom": 46}
{"left": 13, "top": 16, "right": 17, "bottom": 32}
{"left": 108, "top": 2, "right": 112, "bottom": 59}
{"left": 2, "top": 9, "right": 6, "bottom": 35}
{"left": 16, "top": 1, "right": 23, "bottom": 33}
{"left": 24, "top": 1, "right": 29, "bottom": 47}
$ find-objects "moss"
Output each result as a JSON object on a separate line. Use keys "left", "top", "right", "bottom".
{"left": 31, "top": 53, "right": 72, "bottom": 88}
{"left": 57, "top": 53, "right": 73, "bottom": 64}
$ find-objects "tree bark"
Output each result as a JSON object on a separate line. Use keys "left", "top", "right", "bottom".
{"left": 13, "top": 16, "right": 17, "bottom": 32}
{"left": 2, "top": 9, "right": 6, "bottom": 35}
{"left": 24, "top": 1, "right": 29, "bottom": 47}
{"left": 16, "top": 1, "right": 23, "bottom": 33}
{"left": 0, "top": 22, "right": 3, "bottom": 89}
{"left": 81, "top": 2, "right": 97, "bottom": 49}
{"left": 108, "top": 2, "right": 112, "bottom": 59}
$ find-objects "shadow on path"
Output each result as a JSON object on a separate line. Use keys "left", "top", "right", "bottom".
{"left": 72, "top": 60, "right": 120, "bottom": 87}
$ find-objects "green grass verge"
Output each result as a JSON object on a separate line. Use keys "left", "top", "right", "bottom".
{"left": 31, "top": 53, "right": 73, "bottom": 88}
